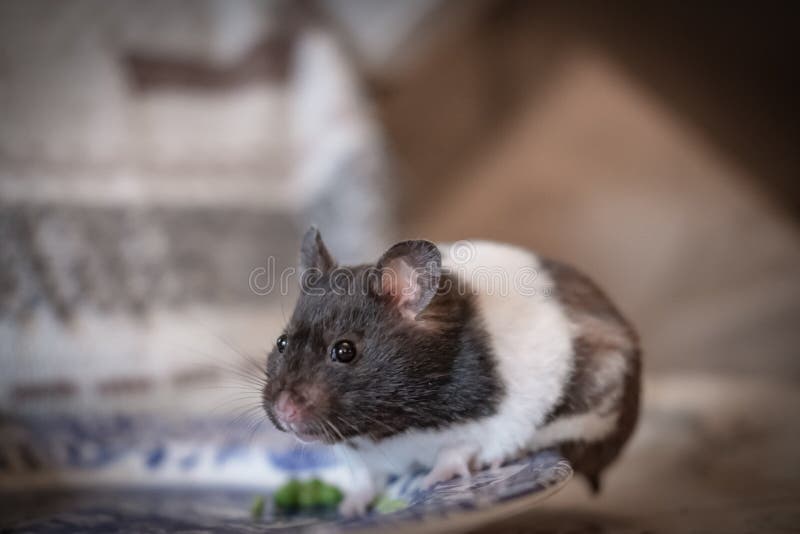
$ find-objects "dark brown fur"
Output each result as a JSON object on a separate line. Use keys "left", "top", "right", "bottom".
{"left": 541, "top": 258, "right": 641, "bottom": 493}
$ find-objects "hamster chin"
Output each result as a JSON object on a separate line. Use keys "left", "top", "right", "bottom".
{"left": 289, "top": 427, "right": 323, "bottom": 444}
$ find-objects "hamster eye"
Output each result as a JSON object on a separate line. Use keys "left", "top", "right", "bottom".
{"left": 276, "top": 334, "right": 288, "bottom": 353}
{"left": 330, "top": 340, "right": 356, "bottom": 363}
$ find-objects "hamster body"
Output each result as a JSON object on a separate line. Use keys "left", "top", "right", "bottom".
{"left": 262, "top": 229, "right": 640, "bottom": 515}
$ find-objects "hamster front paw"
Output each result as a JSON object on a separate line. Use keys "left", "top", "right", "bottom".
{"left": 338, "top": 487, "right": 378, "bottom": 518}
{"left": 421, "top": 443, "right": 479, "bottom": 489}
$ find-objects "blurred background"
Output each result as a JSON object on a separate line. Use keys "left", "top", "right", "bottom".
{"left": 1, "top": 1, "right": 798, "bottom": 532}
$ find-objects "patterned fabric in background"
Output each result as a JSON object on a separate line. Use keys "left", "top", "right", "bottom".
{"left": 0, "top": 1, "right": 394, "bottom": 417}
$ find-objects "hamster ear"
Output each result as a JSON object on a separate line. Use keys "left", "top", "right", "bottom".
{"left": 300, "top": 226, "right": 336, "bottom": 275}
{"left": 375, "top": 240, "right": 441, "bottom": 319}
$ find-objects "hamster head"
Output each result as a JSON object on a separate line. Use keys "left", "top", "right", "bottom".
{"left": 262, "top": 227, "right": 469, "bottom": 444}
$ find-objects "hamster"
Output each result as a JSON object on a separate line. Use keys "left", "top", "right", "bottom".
{"left": 262, "top": 227, "right": 641, "bottom": 515}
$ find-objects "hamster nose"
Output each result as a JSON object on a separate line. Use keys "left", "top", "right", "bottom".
{"left": 275, "top": 391, "right": 304, "bottom": 424}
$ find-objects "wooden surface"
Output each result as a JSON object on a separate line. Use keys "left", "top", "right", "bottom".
{"left": 473, "top": 375, "right": 800, "bottom": 533}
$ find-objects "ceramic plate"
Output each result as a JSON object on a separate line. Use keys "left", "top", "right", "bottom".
{"left": 0, "top": 415, "right": 572, "bottom": 532}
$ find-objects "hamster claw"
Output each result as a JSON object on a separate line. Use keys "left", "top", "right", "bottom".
{"left": 421, "top": 444, "right": 478, "bottom": 489}
{"left": 421, "top": 460, "right": 471, "bottom": 489}
{"left": 488, "top": 458, "right": 504, "bottom": 472}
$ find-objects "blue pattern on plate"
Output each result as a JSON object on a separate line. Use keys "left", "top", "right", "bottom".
{"left": 267, "top": 446, "right": 338, "bottom": 471}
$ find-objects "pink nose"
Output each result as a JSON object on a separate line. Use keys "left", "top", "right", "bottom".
{"left": 275, "top": 391, "right": 303, "bottom": 424}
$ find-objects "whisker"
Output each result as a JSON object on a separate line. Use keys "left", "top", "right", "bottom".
{"left": 322, "top": 417, "right": 346, "bottom": 442}
{"left": 320, "top": 417, "right": 355, "bottom": 477}
{"left": 219, "top": 393, "right": 265, "bottom": 417}
{"left": 244, "top": 415, "right": 267, "bottom": 445}
{"left": 178, "top": 348, "right": 266, "bottom": 388}
{"left": 332, "top": 414, "right": 402, "bottom": 475}
{"left": 333, "top": 414, "right": 361, "bottom": 436}
{"left": 223, "top": 406, "right": 268, "bottom": 438}
{"left": 359, "top": 412, "right": 402, "bottom": 436}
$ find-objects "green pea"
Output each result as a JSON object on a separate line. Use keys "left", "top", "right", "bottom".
{"left": 273, "top": 478, "right": 344, "bottom": 513}
{"left": 374, "top": 495, "right": 407, "bottom": 514}
{"left": 297, "top": 479, "right": 320, "bottom": 509}
{"left": 317, "top": 483, "right": 343, "bottom": 507}
{"left": 250, "top": 495, "right": 265, "bottom": 520}
{"left": 274, "top": 479, "right": 302, "bottom": 511}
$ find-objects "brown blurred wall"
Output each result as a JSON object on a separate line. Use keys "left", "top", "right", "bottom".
{"left": 363, "top": 0, "right": 800, "bottom": 381}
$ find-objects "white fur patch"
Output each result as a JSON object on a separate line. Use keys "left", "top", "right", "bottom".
{"left": 529, "top": 410, "right": 619, "bottom": 449}
{"left": 592, "top": 351, "right": 628, "bottom": 391}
